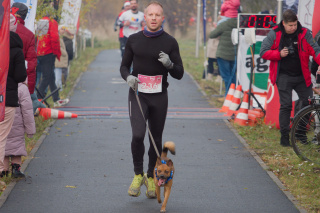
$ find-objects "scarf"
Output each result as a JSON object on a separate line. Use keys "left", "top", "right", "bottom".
{"left": 143, "top": 27, "right": 164, "bottom": 38}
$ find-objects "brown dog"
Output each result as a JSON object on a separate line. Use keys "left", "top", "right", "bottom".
{"left": 153, "top": 141, "right": 175, "bottom": 213}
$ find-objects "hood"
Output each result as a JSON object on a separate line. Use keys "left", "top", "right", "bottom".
{"left": 278, "top": 20, "right": 302, "bottom": 37}
{"left": 10, "top": 31, "right": 23, "bottom": 49}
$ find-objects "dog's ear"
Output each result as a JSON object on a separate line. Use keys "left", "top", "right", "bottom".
{"left": 167, "top": 159, "right": 173, "bottom": 167}
{"left": 156, "top": 157, "right": 162, "bottom": 165}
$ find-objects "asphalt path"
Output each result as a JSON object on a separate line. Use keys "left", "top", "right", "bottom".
{"left": 0, "top": 49, "right": 300, "bottom": 213}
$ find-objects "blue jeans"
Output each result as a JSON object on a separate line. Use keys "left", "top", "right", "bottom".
{"left": 217, "top": 58, "right": 236, "bottom": 96}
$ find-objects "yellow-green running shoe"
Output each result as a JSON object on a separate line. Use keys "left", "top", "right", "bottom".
{"left": 128, "top": 174, "right": 144, "bottom": 197}
{"left": 144, "top": 173, "right": 156, "bottom": 198}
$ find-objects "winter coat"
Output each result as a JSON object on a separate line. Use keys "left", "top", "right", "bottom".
{"left": 6, "top": 82, "right": 36, "bottom": 156}
{"left": 55, "top": 37, "right": 68, "bottom": 68}
{"left": 63, "top": 34, "right": 74, "bottom": 62}
{"left": 209, "top": 18, "right": 237, "bottom": 61}
{"left": 311, "top": 30, "right": 320, "bottom": 77}
{"left": 36, "top": 16, "right": 61, "bottom": 60}
{"left": 220, "top": 0, "right": 240, "bottom": 18}
{"left": 6, "top": 32, "right": 27, "bottom": 107}
{"left": 15, "top": 17, "right": 37, "bottom": 94}
{"left": 207, "top": 38, "right": 220, "bottom": 59}
{"left": 260, "top": 21, "right": 320, "bottom": 86}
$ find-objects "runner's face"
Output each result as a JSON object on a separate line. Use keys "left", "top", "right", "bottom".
{"left": 130, "top": 1, "right": 138, "bottom": 12}
{"left": 283, "top": 20, "right": 297, "bottom": 34}
{"left": 144, "top": 4, "right": 164, "bottom": 32}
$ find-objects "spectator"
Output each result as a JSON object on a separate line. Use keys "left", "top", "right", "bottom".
{"left": 118, "top": 0, "right": 145, "bottom": 47}
{"left": 260, "top": 10, "right": 320, "bottom": 147}
{"left": 54, "top": 26, "right": 69, "bottom": 91}
{"left": 3, "top": 80, "right": 36, "bottom": 178}
{"left": 114, "top": 1, "right": 131, "bottom": 57}
{"left": 0, "top": 15, "right": 27, "bottom": 179}
{"left": 36, "top": 6, "right": 69, "bottom": 107}
{"left": 61, "top": 26, "right": 74, "bottom": 86}
{"left": 204, "top": 20, "right": 220, "bottom": 81}
{"left": 11, "top": 2, "right": 37, "bottom": 95}
{"left": 209, "top": 17, "right": 237, "bottom": 95}
{"left": 218, "top": 0, "right": 240, "bottom": 25}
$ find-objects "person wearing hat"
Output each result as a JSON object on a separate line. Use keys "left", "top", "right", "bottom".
{"left": 0, "top": 14, "right": 27, "bottom": 179}
{"left": 118, "top": 0, "right": 145, "bottom": 48}
{"left": 11, "top": 2, "right": 37, "bottom": 95}
{"left": 114, "top": 1, "right": 131, "bottom": 57}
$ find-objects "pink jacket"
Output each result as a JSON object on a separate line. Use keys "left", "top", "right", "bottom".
{"left": 221, "top": 0, "right": 240, "bottom": 18}
{"left": 5, "top": 82, "right": 36, "bottom": 156}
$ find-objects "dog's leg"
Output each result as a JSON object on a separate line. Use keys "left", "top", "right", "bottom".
{"left": 156, "top": 185, "right": 161, "bottom": 203}
{"left": 160, "top": 186, "right": 171, "bottom": 213}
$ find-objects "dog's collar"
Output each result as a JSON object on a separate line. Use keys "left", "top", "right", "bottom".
{"left": 155, "top": 160, "right": 173, "bottom": 184}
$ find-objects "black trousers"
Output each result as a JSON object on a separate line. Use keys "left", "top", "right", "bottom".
{"left": 119, "top": 37, "right": 127, "bottom": 58}
{"left": 37, "top": 54, "right": 60, "bottom": 102}
{"left": 276, "top": 74, "right": 313, "bottom": 135}
{"left": 128, "top": 89, "right": 168, "bottom": 178}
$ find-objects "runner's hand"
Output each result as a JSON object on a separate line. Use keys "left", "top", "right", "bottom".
{"left": 158, "top": 51, "right": 174, "bottom": 69}
{"left": 126, "top": 75, "right": 141, "bottom": 91}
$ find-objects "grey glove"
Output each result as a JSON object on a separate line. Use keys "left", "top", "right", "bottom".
{"left": 126, "top": 75, "right": 141, "bottom": 91}
{"left": 158, "top": 51, "right": 174, "bottom": 69}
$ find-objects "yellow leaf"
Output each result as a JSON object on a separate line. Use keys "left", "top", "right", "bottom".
{"left": 65, "top": 134, "right": 70, "bottom": 136}
{"left": 66, "top": 185, "right": 77, "bottom": 188}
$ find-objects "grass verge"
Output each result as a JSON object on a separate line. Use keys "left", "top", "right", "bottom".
{"left": 0, "top": 40, "right": 118, "bottom": 194}
{"left": 179, "top": 39, "right": 320, "bottom": 212}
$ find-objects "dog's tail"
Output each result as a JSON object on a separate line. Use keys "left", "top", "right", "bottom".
{"left": 161, "top": 141, "right": 175, "bottom": 157}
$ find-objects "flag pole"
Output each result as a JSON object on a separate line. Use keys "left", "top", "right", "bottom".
{"left": 195, "top": 0, "right": 201, "bottom": 57}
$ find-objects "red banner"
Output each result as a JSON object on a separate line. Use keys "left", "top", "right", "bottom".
{"left": 0, "top": 0, "right": 10, "bottom": 122}
{"left": 312, "top": 0, "right": 320, "bottom": 38}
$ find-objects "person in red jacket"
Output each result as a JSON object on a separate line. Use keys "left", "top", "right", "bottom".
{"left": 36, "top": 6, "right": 68, "bottom": 107}
{"left": 260, "top": 9, "right": 320, "bottom": 146}
{"left": 11, "top": 3, "right": 37, "bottom": 95}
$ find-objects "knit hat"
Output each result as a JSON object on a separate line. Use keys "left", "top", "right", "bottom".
{"left": 11, "top": 2, "right": 28, "bottom": 20}
{"left": 10, "top": 14, "right": 17, "bottom": 32}
{"left": 124, "top": 1, "right": 130, "bottom": 7}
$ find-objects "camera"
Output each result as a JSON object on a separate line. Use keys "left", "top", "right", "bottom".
{"left": 285, "top": 45, "right": 295, "bottom": 57}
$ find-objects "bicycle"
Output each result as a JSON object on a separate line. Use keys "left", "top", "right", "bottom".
{"left": 290, "top": 96, "right": 320, "bottom": 165}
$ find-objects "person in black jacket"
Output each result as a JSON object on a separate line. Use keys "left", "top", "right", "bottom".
{"left": 0, "top": 14, "right": 27, "bottom": 177}
{"left": 61, "top": 26, "right": 74, "bottom": 86}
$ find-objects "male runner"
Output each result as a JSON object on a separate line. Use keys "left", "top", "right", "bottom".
{"left": 118, "top": 0, "right": 145, "bottom": 46}
{"left": 120, "top": 1, "right": 184, "bottom": 198}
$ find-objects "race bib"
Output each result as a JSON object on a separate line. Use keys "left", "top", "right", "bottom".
{"left": 138, "top": 74, "right": 163, "bottom": 93}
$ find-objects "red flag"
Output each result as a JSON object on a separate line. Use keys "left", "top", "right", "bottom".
{"left": 0, "top": 0, "right": 10, "bottom": 122}
{"left": 312, "top": 0, "right": 320, "bottom": 38}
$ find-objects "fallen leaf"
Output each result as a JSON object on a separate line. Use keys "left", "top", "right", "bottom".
{"left": 217, "top": 139, "right": 225, "bottom": 141}
{"left": 66, "top": 185, "right": 77, "bottom": 188}
{"left": 65, "top": 134, "right": 70, "bottom": 136}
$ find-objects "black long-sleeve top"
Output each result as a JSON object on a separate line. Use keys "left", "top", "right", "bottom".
{"left": 120, "top": 31, "right": 184, "bottom": 91}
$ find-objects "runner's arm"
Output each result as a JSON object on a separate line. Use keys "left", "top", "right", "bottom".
{"left": 120, "top": 37, "right": 134, "bottom": 81}
{"left": 167, "top": 39, "right": 184, "bottom": 80}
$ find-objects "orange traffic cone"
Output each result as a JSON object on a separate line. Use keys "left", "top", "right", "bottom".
{"left": 38, "top": 108, "right": 78, "bottom": 120}
{"left": 234, "top": 93, "right": 249, "bottom": 126}
{"left": 248, "top": 113, "right": 257, "bottom": 126}
{"left": 219, "top": 83, "right": 235, "bottom": 113}
{"left": 226, "top": 85, "right": 242, "bottom": 116}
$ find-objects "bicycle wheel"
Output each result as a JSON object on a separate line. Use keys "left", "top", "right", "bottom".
{"left": 291, "top": 104, "right": 320, "bottom": 165}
